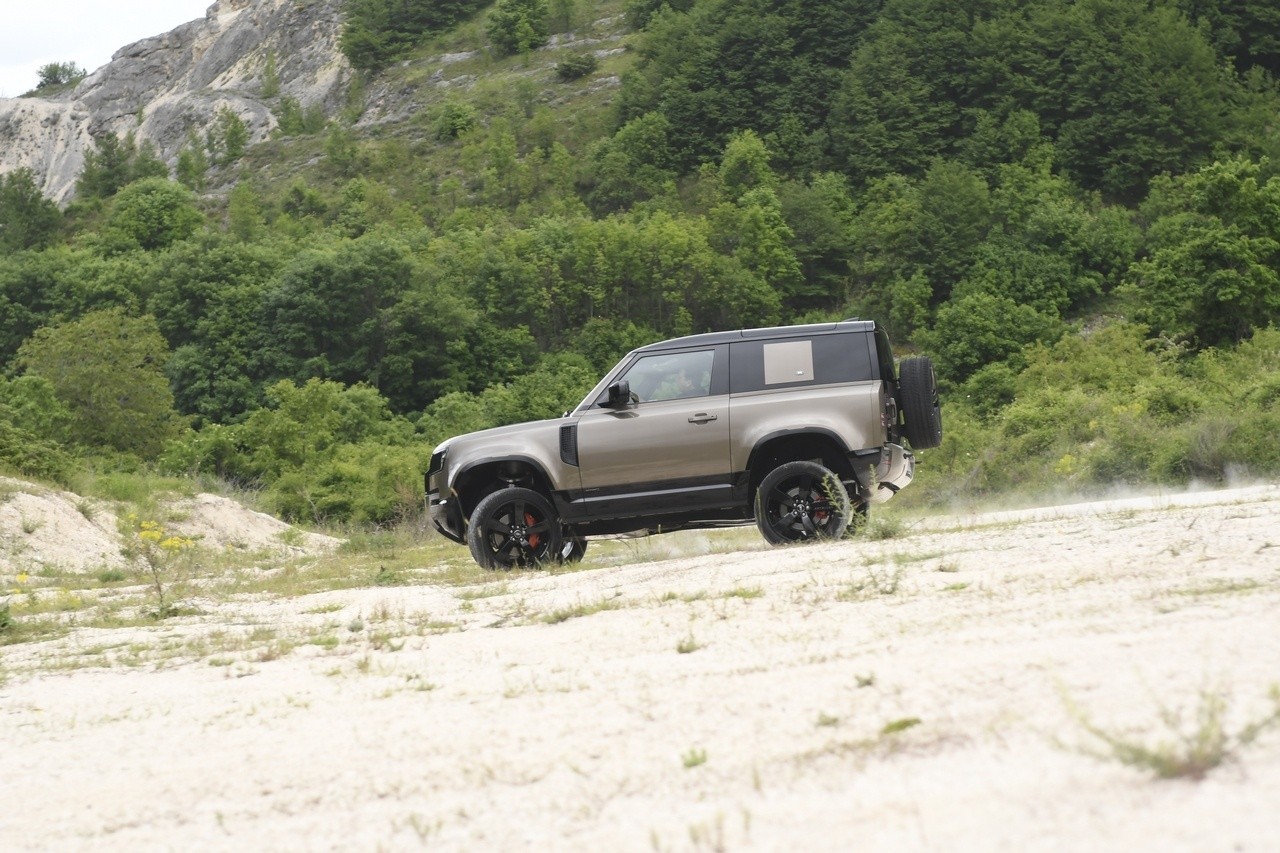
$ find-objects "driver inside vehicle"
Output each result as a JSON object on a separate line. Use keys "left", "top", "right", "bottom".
{"left": 654, "top": 367, "right": 708, "bottom": 400}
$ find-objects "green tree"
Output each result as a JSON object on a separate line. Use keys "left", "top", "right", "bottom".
{"left": 16, "top": 308, "right": 181, "bottom": 457}
{"left": 35, "top": 61, "right": 86, "bottom": 91}
{"left": 487, "top": 0, "right": 550, "bottom": 56}
{"left": 1126, "top": 157, "right": 1280, "bottom": 348}
{"left": 257, "top": 235, "right": 415, "bottom": 393}
{"left": 342, "top": 0, "right": 489, "bottom": 69}
{"left": 175, "top": 131, "right": 209, "bottom": 192}
{"left": 76, "top": 131, "right": 168, "bottom": 200}
{"left": 0, "top": 169, "right": 61, "bottom": 253}
{"left": 207, "top": 107, "right": 250, "bottom": 166}
{"left": 103, "top": 178, "right": 203, "bottom": 252}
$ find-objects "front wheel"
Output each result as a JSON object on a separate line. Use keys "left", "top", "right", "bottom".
{"left": 467, "top": 487, "right": 563, "bottom": 570}
{"left": 754, "top": 461, "right": 852, "bottom": 545}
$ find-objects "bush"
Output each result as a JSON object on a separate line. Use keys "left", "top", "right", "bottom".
{"left": 555, "top": 53, "right": 598, "bottom": 81}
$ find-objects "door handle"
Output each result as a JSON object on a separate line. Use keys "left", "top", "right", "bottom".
{"left": 688, "top": 413, "right": 718, "bottom": 424}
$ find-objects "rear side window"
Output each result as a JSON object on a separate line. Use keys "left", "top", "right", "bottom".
{"left": 730, "top": 333, "right": 874, "bottom": 394}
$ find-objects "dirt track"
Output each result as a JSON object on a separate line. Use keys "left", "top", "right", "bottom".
{"left": 4, "top": 486, "right": 1280, "bottom": 850}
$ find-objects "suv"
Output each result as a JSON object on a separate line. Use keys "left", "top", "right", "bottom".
{"left": 427, "top": 320, "right": 941, "bottom": 568}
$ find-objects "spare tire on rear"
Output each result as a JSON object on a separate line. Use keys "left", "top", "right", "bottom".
{"left": 899, "top": 356, "right": 943, "bottom": 450}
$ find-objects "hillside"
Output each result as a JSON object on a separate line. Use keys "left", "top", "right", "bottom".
{"left": 0, "top": 0, "right": 1277, "bottom": 529}
{"left": 3, "top": 486, "right": 1279, "bottom": 848}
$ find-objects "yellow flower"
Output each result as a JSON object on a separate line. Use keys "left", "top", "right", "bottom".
{"left": 16, "top": 572, "right": 29, "bottom": 585}
{"left": 139, "top": 529, "right": 164, "bottom": 544}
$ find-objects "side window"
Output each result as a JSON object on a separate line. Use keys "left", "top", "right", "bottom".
{"left": 731, "top": 333, "right": 874, "bottom": 393}
{"left": 619, "top": 350, "right": 715, "bottom": 403}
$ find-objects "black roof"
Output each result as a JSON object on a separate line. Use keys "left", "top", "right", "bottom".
{"left": 635, "top": 320, "right": 876, "bottom": 353}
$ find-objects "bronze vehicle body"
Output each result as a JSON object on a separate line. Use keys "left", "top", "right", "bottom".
{"left": 426, "top": 320, "right": 942, "bottom": 569}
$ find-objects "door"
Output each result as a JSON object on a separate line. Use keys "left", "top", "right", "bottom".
{"left": 574, "top": 347, "right": 732, "bottom": 518}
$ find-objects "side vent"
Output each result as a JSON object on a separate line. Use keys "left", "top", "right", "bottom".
{"left": 559, "top": 423, "right": 579, "bottom": 467}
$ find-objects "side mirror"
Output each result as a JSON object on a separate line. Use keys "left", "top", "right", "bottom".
{"left": 604, "top": 380, "right": 632, "bottom": 409}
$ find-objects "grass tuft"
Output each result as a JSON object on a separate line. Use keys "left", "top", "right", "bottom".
{"left": 1069, "top": 686, "right": 1280, "bottom": 781}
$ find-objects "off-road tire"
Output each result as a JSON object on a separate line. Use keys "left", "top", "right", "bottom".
{"left": 467, "top": 487, "right": 563, "bottom": 570}
{"left": 899, "top": 356, "right": 943, "bottom": 450}
{"left": 754, "top": 461, "right": 853, "bottom": 545}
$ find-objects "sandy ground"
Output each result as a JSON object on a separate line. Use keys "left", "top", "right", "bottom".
{"left": 0, "top": 478, "right": 338, "bottom": 574}
{"left": 3, "top": 485, "right": 1280, "bottom": 850}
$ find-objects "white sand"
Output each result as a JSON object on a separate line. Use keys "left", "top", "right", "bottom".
{"left": 3, "top": 486, "right": 1279, "bottom": 850}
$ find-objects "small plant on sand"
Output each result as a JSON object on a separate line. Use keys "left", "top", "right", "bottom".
{"left": 863, "top": 513, "right": 906, "bottom": 541}
{"left": 121, "top": 514, "right": 195, "bottom": 618}
{"left": 682, "top": 747, "right": 708, "bottom": 768}
{"left": 676, "top": 633, "right": 701, "bottom": 654}
{"left": 1068, "top": 686, "right": 1280, "bottom": 781}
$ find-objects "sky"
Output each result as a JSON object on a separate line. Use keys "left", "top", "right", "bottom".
{"left": 0, "top": 1, "right": 214, "bottom": 98}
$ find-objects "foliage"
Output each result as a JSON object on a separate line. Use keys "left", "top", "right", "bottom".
{"left": 76, "top": 132, "right": 169, "bottom": 200}
{"left": 16, "top": 308, "right": 181, "bottom": 458}
{"left": 487, "top": 0, "right": 551, "bottom": 56}
{"left": 208, "top": 107, "right": 251, "bottom": 166}
{"left": 1125, "top": 157, "right": 1280, "bottom": 348}
{"left": 555, "top": 53, "right": 598, "bottom": 81}
{"left": 2, "top": 0, "right": 1280, "bottom": 524}
{"left": 35, "top": 61, "right": 87, "bottom": 90}
{"left": 341, "top": 0, "right": 489, "bottom": 69}
{"left": 103, "top": 179, "right": 203, "bottom": 252}
{"left": 0, "top": 169, "right": 61, "bottom": 253}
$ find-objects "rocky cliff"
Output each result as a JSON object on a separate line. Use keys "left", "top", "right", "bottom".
{"left": 0, "top": 0, "right": 350, "bottom": 204}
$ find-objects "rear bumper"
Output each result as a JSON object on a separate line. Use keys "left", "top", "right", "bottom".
{"left": 868, "top": 443, "right": 914, "bottom": 503}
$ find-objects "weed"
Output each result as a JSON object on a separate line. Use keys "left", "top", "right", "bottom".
{"left": 838, "top": 565, "right": 905, "bottom": 600}
{"left": 120, "top": 515, "right": 196, "bottom": 618}
{"left": 855, "top": 672, "right": 876, "bottom": 689}
{"left": 373, "top": 565, "right": 403, "bottom": 587}
{"left": 75, "top": 499, "right": 97, "bottom": 520}
{"left": 96, "top": 569, "right": 126, "bottom": 583}
{"left": 542, "top": 597, "right": 621, "bottom": 624}
{"left": 864, "top": 514, "right": 906, "bottom": 541}
{"left": 723, "top": 585, "right": 764, "bottom": 600}
{"left": 347, "top": 618, "right": 365, "bottom": 633}
{"left": 816, "top": 712, "right": 840, "bottom": 728}
{"left": 1068, "top": 686, "right": 1280, "bottom": 781}
{"left": 305, "top": 602, "right": 344, "bottom": 614}
{"left": 682, "top": 748, "right": 708, "bottom": 769}
{"left": 676, "top": 634, "right": 701, "bottom": 654}
{"left": 0, "top": 600, "right": 11, "bottom": 633}
{"left": 881, "top": 717, "right": 922, "bottom": 735}
{"left": 20, "top": 515, "right": 42, "bottom": 534}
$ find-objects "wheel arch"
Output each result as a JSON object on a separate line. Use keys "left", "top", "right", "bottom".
{"left": 745, "top": 430, "right": 856, "bottom": 501}
{"left": 452, "top": 456, "right": 557, "bottom": 519}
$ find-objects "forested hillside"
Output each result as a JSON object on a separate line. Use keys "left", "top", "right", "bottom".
{"left": 1, "top": 0, "right": 1278, "bottom": 524}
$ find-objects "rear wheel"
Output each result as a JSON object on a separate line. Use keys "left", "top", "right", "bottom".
{"left": 754, "top": 461, "right": 852, "bottom": 545}
{"left": 467, "top": 487, "right": 562, "bottom": 570}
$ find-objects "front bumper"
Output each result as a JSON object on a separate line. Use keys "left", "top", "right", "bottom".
{"left": 426, "top": 453, "right": 466, "bottom": 544}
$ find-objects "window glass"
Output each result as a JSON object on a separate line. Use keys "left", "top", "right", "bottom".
{"left": 620, "top": 350, "right": 715, "bottom": 403}
{"left": 730, "top": 333, "right": 873, "bottom": 393}
{"left": 763, "top": 340, "right": 814, "bottom": 385}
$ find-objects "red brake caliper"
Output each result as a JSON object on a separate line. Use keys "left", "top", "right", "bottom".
{"left": 525, "top": 512, "right": 541, "bottom": 549}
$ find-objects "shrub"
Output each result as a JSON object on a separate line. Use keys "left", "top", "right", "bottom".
{"left": 555, "top": 53, "right": 598, "bottom": 81}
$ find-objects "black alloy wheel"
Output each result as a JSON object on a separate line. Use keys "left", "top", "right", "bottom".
{"left": 754, "top": 460, "right": 852, "bottom": 545}
{"left": 467, "top": 487, "right": 563, "bottom": 569}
